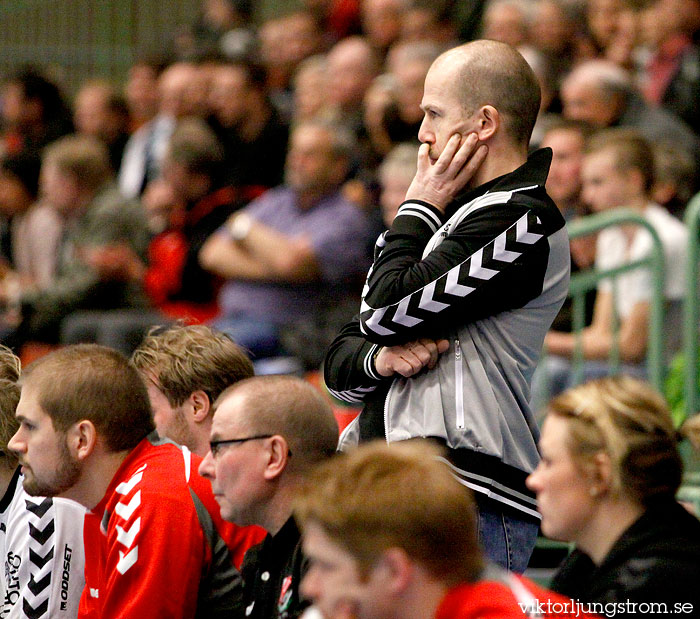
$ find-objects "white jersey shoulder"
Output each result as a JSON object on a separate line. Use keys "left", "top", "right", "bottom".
{"left": 0, "top": 472, "right": 85, "bottom": 619}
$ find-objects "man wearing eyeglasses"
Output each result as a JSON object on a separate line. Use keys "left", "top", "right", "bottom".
{"left": 199, "top": 375, "right": 339, "bottom": 619}
{"left": 8, "top": 344, "right": 265, "bottom": 619}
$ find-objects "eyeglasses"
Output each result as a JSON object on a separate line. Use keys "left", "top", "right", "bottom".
{"left": 209, "top": 434, "right": 274, "bottom": 458}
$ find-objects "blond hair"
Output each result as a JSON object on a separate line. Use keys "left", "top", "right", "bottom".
{"left": 43, "top": 135, "right": 112, "bottom": 192}
{"left": 378, "top": 142, "right": 419, "bottom": 185}
{"left": 0, "top": 345, "right": 20, "bottom": 383}
{"left": 131, "top": 324, "right": 253, "bottom": 409}
{"left": 548, "top": 376, "right": 682, "bottom": 505}
{"left": 585, "top": 128, "right": 655, "bottom": 192}
{"left": 0, "top": 346, "right": 21, "bottom": 464}
{"left": 294, "top": 440, "right": 483, "bottom": 585}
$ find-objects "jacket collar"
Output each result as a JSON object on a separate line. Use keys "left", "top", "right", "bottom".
{"left": 448, "top": 147, "right": 553, "bottom": 215}
{"left": 597, "top": 498, "right": 700, "bottom": 571}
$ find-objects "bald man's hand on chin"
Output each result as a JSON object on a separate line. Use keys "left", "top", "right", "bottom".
{"left": 405, "top": 133, "right": 488, "bottom": 214}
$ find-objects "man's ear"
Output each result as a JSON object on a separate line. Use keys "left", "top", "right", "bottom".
{"left": 652, "top": 181, "right": 675, "bottom": 205}
{"left": 374, "top": 548, "right": 413, "bottom": 596}
{"left": 262, "top": 435, "right": 291, "bottom": 481}
{"left": 624, "top": 167, "right": 646, "bottom": 198}
{"left": 190, "top": 391, "right": 211, "bottom": 424}
{"left": 331, "top": 156, "right": 350, "bottom": 186}
{"left": 590, "top": 451, "right": 613, "bottom": 497}
{"left": 66, "top": 420, "right": 97, "bottom": 462}
{"left": 474, "top": 105, "right": 500, "bottom": 142}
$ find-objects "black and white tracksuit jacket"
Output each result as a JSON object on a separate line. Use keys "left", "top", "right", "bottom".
{"left": 324, "top": 149, "right": 570, "bottom": 519}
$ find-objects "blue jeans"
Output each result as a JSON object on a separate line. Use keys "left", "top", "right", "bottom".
{"left": 475, "top": 497, "right": 539, "bottom": 573}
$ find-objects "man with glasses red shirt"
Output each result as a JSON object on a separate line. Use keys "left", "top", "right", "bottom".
{"left": 199, "top": 375, "right": 339, "bottom": 619}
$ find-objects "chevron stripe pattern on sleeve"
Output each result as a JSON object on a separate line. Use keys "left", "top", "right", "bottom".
{"left": 361, "top": 211, "right": 544, "bottom": 338}
{"left": 21, "top": 498, "right": 54, "bottom": 619}
{"left": 0, "top": 469, "right": 85, "bottom": 619}
{"left": 112, "top": 464, "right": 146, "bottom": 576}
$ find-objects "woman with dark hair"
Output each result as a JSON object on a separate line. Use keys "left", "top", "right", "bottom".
{"left": 527, "top": 376, "right": 700, "bottom": 613}
{"left": 1, "top": 67, "right": 73, "bottom": 156}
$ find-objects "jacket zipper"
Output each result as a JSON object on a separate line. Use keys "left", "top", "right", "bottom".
{"left": 384, "top": 377, "right": 391, "bottom": 443}
{"left": 455, "top": 339, "right": 465, "bottom": 429}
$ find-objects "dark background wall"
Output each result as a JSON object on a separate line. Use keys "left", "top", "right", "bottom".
{"left": 0, "top": 0, "right": 305, "bottom": 97}
{"left": 0, "top": 0, "right": 201, "bottom": 93}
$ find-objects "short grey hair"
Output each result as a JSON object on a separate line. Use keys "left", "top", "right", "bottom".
{"left": 563, "top": 60, "right": 633, "bottom": 100}
{"left": 379, "top": 142, "right": 419, "bottom": 184}
{"left": 214, "top": 375, "right": 339, "bottom": 475}
{"left": 294, "top": 119, "right": 357, "bottom": 161}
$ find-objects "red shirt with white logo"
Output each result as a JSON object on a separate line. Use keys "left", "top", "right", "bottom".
{"left": 78, "top": 434, "right": 265, "bottom": 618}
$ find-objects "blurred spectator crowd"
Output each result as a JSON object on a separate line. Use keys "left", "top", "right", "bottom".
{"left": 0, "top": 0, "right": 698, "bottom": 369}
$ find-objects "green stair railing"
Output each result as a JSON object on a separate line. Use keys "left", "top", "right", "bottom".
{"left": 683, "top": 194, "right": 700, "bottom": 419}
{"left": 565, "top": 208, "right": 666, "bottom": 392}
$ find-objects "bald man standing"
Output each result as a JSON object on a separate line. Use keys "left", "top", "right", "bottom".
{"left": 325, "top": 40, "right": 571, "bottom": 571}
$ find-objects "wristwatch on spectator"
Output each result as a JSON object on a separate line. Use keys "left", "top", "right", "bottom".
{"left": 228, "top": 213, "right": 253, "bottom": 242}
